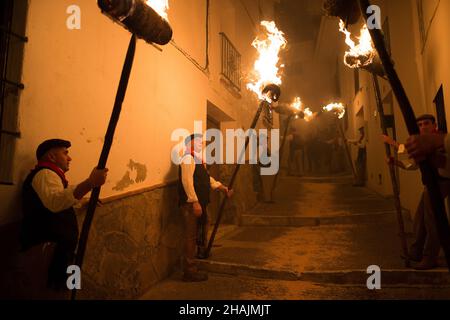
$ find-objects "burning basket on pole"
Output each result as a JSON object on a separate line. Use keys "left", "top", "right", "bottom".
{"left": 205, "top": 21, "right": 286, "bottom": 258}
{"left": 72, "top": 0, "right": 172, "bottom": 300}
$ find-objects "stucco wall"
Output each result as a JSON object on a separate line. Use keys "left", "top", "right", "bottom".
{"left": 0, "top": 0, "right": 276, "bottom": 225}
{"left": 0, "top": 0, "right": 276, "bottom": 298}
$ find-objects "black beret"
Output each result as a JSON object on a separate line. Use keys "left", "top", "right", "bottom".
{"left": 184, "top": 134, "right": 203, "bottom": 146}
{"left": 416, "top": 114, "right": 436, "bottom": 123}
{"left": 36, "top": 139, "right": 71, "bottom": 160}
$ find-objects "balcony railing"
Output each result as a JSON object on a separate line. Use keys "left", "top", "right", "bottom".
{"left": 220, "top": 32, "right": 241, "bottom": 91}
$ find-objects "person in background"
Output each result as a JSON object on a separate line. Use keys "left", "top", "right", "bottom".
{"left": 347, "top": 127, "right": 367, "bottom": 187}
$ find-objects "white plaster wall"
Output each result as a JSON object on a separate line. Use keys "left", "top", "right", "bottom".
{"left": 0, "top": 0, "right": 278, "bottom": 225}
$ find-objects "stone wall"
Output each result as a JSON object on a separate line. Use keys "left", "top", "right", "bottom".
{"left": 76, "top": 166, "right": 259, "bottom": 299}
{"left": 76, "top": 182, "right": 183, "bottom": 299}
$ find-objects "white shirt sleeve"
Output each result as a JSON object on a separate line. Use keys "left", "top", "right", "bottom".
{"left": 31, "top": 169, "right": 78, "bottom": 213}
{"left": 180, "top": 155, "right": 199, "bottom": 203}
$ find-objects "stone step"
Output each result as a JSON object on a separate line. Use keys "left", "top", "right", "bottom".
{"left": 240, "top": 211, "right": 412, "bottom": 227}
{"left": 197, "top": 259, "right": 450, "bottom": 286}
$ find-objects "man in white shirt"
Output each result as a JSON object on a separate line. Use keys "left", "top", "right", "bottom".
{"left": 383, "top": 114, "right": 450, "bottom": 270}
{"left": 178, "top": 134, "right": 233, "bottom": 282}
{"left": 20, "top": 139, "right": 108, "bottom": 290}
{"left": 347, "top": 126, "right": 367, "bottom": 186}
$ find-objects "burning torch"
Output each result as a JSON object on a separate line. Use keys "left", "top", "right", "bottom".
{"left": 72, "top": 0, "right": 172, "bottom": 300}
{"left": 335, "top": 7, "right": 409, "bottom": 265}
{"left": 327, "top": 0, "right": 450, "bottom": 271}
{"left": 359, "top": 0, "right": 450, "bottom": 270}
{"left": 204, "top": 21, "right": 286, "bottom": 259}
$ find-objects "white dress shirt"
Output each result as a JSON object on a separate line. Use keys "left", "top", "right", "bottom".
{"left": 32, "top": 169, "right": 78, "bottom": 213}
{"left": 347, "top": 139, "right": 366, "bottom": 149}
{"left": 180, "top": 154, "right": 222, "bottom": 203}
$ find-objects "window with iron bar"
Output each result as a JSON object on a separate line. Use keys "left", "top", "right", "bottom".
{"left": 0, "top": 0, "right": 27, "bottom": 185}
{"left": 220, "top": 32, "right": 241, "bottom": 91}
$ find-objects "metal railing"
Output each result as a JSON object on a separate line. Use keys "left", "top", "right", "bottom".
{"left": 220, "top": 32, "right": 241, "bottom": 91}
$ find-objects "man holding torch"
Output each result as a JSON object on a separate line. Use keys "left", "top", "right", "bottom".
{"left": 178, "top": 134, "right": 233, "bottom": 282}
{"left": 384, "top": 115, "right": 450, "bottom": 269}
{"left": 20, "top": 139, "right": 108, "bottom": 291}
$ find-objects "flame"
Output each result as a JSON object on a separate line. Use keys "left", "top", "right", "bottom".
{"left": 247, "top": 21, "right": 287, "bottom": 101}
{"left": 323, "top": 102, "right": 346, "bottom": 119}
{"left": 291, "top": 97, "right": 303, "bottom": 111}
{"left": 303, "top": 107, "right": 316, "bottom": 122}
{"left": 290, "top": 97, "right": 317, "bottom": 122}
{"left": 339, "top": 20, "right": 375, "bottom": 69}
{"left": 146, "top": 0, "right": 169, "bottom": 21}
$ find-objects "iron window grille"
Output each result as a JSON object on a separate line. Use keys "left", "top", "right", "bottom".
{"left": 0, "top": 0, "right": 27, "bottom": 185}
{"left": 220, "top": 32, "right": 241, "bottom": 91}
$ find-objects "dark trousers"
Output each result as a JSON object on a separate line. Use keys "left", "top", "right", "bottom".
{"left": 411, "top": 181, "right": 450, "bottom": 259}
{"left": 288, "top": 146, "right": 304, "bottom": 175}
{"left": 21, "top": 212, "right": 79, "bottom": 290}
{"left": 46, "top": 214, "right": 78, "bottom": 290}
{"left": 355, "top": 148, "right": 367, "bottom": 185}
{"left": 182, "top": 204, "right": 208, "bottom": 275}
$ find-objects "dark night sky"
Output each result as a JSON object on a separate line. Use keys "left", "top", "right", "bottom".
{"left": 275, "top": 0, "right": 323, "bottom": 44}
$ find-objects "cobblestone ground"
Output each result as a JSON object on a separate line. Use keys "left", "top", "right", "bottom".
{"left": 141, "top": 175, "right": 450, "bottom": 300}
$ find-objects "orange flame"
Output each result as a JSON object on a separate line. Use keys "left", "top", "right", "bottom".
{"left": 291, "top": 97, "right": 303, "bottom": 111}
{"left": 291, "top": 97, "right": 317, "bottom": 122}
{"left": 247, "top": 21, "right": 287, "bottom": 101}
{"left": 146, "top": 0, "right": 169, "bottom": 21}
{"left": 339, "top": 20, "right": 375, "bottom": 69}
{"left": 303, "top": 107, "right": 316, "bottom": 122}
{"left": 323, "top": 102, "right": 346, "bottom": 119}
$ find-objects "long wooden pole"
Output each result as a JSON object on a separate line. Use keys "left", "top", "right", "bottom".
{"left": 360, "top": 0, "right": 450, "bottom": 272}
{"left": 72, "top": 35, "right": 137, "bottom": 300}
{"left": 205, "top": 101, "right": 268, "bottom": 258}
{"left": 270, "top": 114, "right": 293, "bottom": 201}
{"left": 372, "top": 74, "right": 410, "bottom": 267}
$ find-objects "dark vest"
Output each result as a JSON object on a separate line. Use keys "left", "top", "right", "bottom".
{"left": 20, "top": 167, "right": 79, "bottom": 251}
{"left": 178, "top": 156, "right": 211, "bottom": 207}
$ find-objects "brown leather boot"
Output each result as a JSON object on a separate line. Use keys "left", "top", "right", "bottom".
{"left": 414, "top": 256, "right": 438, "bottom": 270}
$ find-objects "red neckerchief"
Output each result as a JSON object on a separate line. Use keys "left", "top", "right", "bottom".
{"left": 185, "top": 149, "right": 205, "bottom": 165}
{"left": 36, "top": 161, "right": 68, "bottom": 188}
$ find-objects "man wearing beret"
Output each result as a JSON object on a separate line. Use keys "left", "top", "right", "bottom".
{"left": 20, "top": 139, "right": 108, "bottom": 290}
{"left": 390, "top": 115, "right": 450, "bottom": 269}
{"left": 178, "top": 134, "right": 233, "bottom": 282}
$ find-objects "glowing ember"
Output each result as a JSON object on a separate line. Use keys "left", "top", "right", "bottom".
{"left": 146, "top": 0, "right": 169, "bottom": 21}
{"left": 338, "top": 20, "right": 375, "bottom": 69}
{"left": 247, "top": 21, "right": 287, "bottom": 101}
{"left": 323, "top": 102, "right": 346, "bottom": 119}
